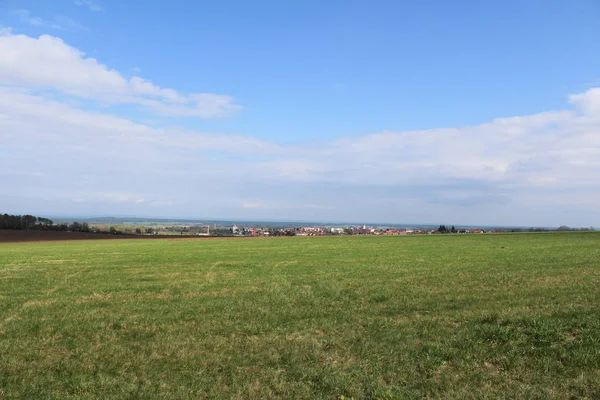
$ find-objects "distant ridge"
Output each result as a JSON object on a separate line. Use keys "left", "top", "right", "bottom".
{"left": 48, "top": 216, "right": 558, "bottom": 230}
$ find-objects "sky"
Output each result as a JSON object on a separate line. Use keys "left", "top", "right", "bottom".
{"left": 1, "top": 0, "right": 600, "bottom": 227}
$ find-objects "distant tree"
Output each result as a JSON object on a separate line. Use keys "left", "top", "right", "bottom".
{"left": 135, "top": 228, "right": 142, "bottom": 234}
{"left": 109, "top": 226, "right": 117, "bottom": 235}
{"left": 438, "top": 225, "right": 448, "bottom": 233}
{"left": 37, "top": 217, "right": 53, "bottom": 226}
{"left": 22, "top": 215, "right": 37, "bottom": 230}
{"left": 451, "top": 225, "right": 457, "bottom": 233}
{"left": 0, "top": 214, "right": 67, "bottom": 231}
{"left": 557, "top": 226, "right": 571, "bottom": 231}
{"left": 81, "top": 223, "right": 90, "bottom": 232}
{"left": 121, "top": 225, "right": 135, "bottom": 234}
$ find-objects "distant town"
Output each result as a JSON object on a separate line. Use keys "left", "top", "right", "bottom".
{"left": 0, "top": 213, "right": 594, "bottom": 237}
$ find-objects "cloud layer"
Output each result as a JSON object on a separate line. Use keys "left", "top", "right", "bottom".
{"left": 14, "top": 9, "right": 87, "bottom": 31}
{"left": 74, "top": 0, "right": 102, "bottom": 12}
{"left": 1, "top": 30, "right": 599, "bottom": 226}
{"left": 0, "top": 30, "right": 241, "bottom": 118}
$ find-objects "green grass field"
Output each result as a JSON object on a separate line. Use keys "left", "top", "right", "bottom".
{"left": 1, "top": 233, "right": 599, "bottom": 399}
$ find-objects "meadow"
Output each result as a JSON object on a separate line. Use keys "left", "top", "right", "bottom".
{"left": 0, "top": 233, "right": 599, "bottom": 399}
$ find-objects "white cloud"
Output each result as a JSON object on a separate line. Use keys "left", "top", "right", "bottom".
{"left": 241, "top": 201, "right": 333, "bottom": 211}
{"left": 242, "top": 202, "right": 264, "bottom": 209}
{"left": 53, "top": 16, "right": 88, "bottom": 31}
{"left": 74, "top": 0, "right": 102, "bottom": 12}
{"left": 570, "top": 87, "right": 600, "bottom": 116}
{"left": 1, "top": 84, "right": 599, "bottom": 220}
{"left": 148, "top": 201, "right": 175, "bottom": 207}
{"left": 0, "top": 31, "right": 241, "bottom": 118}
{"left": 0, "top": 32, "right": 599, "bottom": 225}
{"left": 15, "top": 10, "right": 43, "bottom": 26}
{"left": 14, "top": 10, "right": 86, "bottom": 31}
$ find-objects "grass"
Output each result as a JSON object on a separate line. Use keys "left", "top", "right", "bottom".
{"left": 1, "top": 233, "right": 599, "bottom": 399}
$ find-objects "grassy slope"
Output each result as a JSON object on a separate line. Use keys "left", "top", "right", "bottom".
{"left": 0, "top": 233, "right": 599, "bottom": 399}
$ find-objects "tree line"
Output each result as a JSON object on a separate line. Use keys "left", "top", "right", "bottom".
{"left": 0, "top": 214, "right": 160, "bottom": 235}
{"left": 437, "top": 225, "right": 457, "bottom": 233}
{"left": 0, "top": 213, "right": 90, "bottom": 232}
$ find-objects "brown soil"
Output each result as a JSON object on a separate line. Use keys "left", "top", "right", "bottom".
{"left": 0, "top": 230, "right": 257, "bottom": 244}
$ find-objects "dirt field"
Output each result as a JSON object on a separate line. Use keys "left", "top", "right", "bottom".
{"left": 0, "top": 230, "right": 249, "bottom": 243}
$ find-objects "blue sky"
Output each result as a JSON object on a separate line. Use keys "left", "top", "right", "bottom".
{"left": 1, "top": 0, "right": 600, "bottom": 226}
